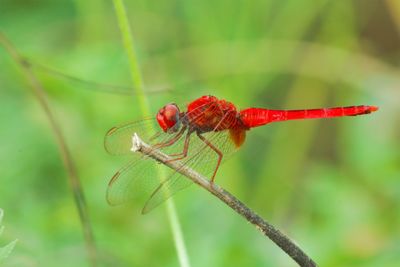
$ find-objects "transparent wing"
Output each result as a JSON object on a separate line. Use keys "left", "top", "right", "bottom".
{"left": 104, "top": 98, "right": 207, "bottom": 155}
{"left": 142, "top": 128, "right": 239, "bottom": 213}
{"left": 104, "top": 118, "right": 163, "bottom": 155}
{"left": 106, "top": 101, "right": 216, "bottom": 205}
{"left": 107, "top": 156, "right": 163, "bottom": 205}
{"left": 106, "top": 100, "right": 239, "bottom": 210}
{"left": 106, "top": 125, "right": 193, "bottom": 205}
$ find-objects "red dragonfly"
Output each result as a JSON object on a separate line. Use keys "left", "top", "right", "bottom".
{"left": 105, "top": 95, "right": 378, "bottom": 213}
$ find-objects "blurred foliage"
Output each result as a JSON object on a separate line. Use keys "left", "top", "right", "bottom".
{"left": 0, "top": 209, "right": 17, "bottom": 262}
{"left": 0, "top": 0, "right": 399, "bottom": 266}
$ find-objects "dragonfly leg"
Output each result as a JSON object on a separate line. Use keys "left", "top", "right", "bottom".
{"left": 153, "top": 125, "right": 186, "bottom": 149}
{"left": 196, "top": 132, "right": 223, "bottom": 185}
{"left": 165, "top": 131, "right": 192, "bottom": 162}
{"left": 148, "top": 131, "right": 162, "bottom": 142}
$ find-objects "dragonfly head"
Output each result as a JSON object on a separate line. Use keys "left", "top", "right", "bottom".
{"left": 157, "top": 103, "right": 181, "bottom": 133}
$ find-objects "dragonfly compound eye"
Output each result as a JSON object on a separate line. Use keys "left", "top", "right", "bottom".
{"left": 156, "top": 103, "right": 180, "bottom": 132}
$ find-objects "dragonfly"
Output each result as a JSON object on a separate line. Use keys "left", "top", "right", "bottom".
{"left": 105, "top": 95, "right": 378, "bottom": 213}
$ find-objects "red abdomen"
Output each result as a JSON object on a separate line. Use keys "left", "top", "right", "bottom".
{"left": 239, "top": 105, "right": 379, "bottom": 128}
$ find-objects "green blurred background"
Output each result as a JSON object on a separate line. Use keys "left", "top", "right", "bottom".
{"left": 1, "top": 0, "right": 399, "bottom": 266}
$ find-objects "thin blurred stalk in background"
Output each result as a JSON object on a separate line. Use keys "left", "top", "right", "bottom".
{"left": 0, "top": 32, "right": 98, "bottom": 267}
{"left": 112, "top": 1, "right": 191, "bottom": 267}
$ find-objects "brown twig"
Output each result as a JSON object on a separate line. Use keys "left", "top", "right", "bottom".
{"left": 131, "top": 133, "right": 318, "bottom": 267}
{"left": 0, "top": 32, "right": 98, "bottom": 267}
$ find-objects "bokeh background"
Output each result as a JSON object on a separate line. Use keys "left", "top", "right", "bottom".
{"left": 1, "top": 0, "right": 399, "bottom": 266}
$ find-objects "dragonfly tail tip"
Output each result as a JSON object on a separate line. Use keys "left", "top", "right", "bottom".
{"left": 370, "top": 106, "right": 379, "bottom": 112}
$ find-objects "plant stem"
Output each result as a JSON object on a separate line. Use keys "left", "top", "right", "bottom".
{"left": 0, "top": 32, "right": 98, "bottom": 267}
{"left": 131, "top": 133, "right": 318, "bottom": 267}
{"left": 112, "top": 1, "right": 191, "bottom": 266}
{"left": 112, "top": 0, "right": 149, "bottom": 116}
